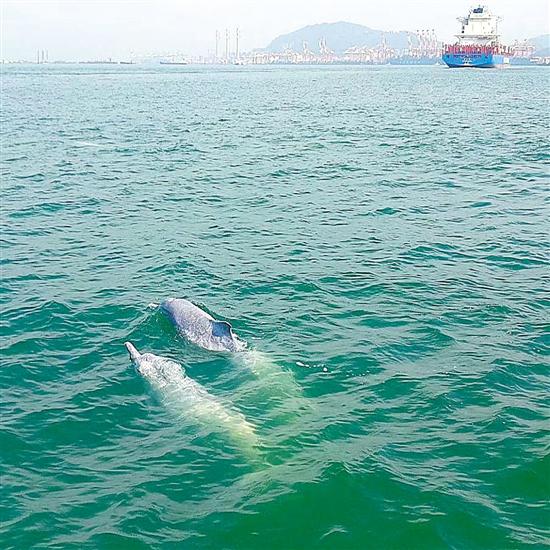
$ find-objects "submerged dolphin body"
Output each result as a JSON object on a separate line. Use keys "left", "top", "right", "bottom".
{"left": 124, "top": 342, "right": 259, "bottom": 451}
{"left": 160, "top": 298, "right": 245, "bottom": 352}
{"left": 158, "top": 298, "right": 303, "bottom": 407}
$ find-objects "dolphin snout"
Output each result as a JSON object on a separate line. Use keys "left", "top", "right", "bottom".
{"left": 125, "top": 341, "right": 141, "bottom": 361}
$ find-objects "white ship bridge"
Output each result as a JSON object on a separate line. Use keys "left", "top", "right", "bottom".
{"left": 457, "top": 5, "right": 501, "bottom": 46}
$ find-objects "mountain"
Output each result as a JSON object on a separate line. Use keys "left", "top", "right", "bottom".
{"left": 263, "top": 21, "right": 417, "bottom": 54}
{"left": 530, "top": 34, "right": 550, "bottom": 56}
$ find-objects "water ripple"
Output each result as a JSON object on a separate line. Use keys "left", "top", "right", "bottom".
{"left": 1, "top": 64, "right": 548, "bottom": 549}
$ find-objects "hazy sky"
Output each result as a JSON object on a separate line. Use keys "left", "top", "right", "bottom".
{"left": 2, "top": 0, "right": 549, "bottom": 60}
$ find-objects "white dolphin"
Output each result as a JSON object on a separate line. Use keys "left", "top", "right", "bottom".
{"left": 124, "top": 342, "right": 260, "bottom": 452}
{"left": 160, "top": 298, "right": 246, "bottom": 352}
{"left": 158, "top": 298, "right": 302, "bottom": 398}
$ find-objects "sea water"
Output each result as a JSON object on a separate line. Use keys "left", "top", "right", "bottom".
{"left": 1, "top": 64, "right": 549, "bottom": 548}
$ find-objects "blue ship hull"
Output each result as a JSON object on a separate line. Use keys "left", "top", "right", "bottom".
{"left": 442, "top": 53, "right": 507, "bottom": 68}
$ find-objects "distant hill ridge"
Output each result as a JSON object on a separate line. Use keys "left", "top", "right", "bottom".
{"left": 263, "top": 21, "right": 417, "bottom": 54}
{"left": 530, "top": 34, "right": 550, "bottom": 56}
{"left": 264, "top": 22, "right": 550, "bottom": 56}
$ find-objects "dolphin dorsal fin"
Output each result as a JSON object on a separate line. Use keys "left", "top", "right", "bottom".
{"left": 212, "top": 320, "right": 232, "bottom": 338}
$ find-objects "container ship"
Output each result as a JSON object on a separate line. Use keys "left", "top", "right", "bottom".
{"left": 443, "top": 5, "right": 511, "bottom": 68}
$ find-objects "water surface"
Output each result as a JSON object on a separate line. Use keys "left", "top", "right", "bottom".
{"left": 1, "top": 64, "right": 549, "bottom": 549}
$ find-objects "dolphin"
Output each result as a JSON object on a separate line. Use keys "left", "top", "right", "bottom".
{"left": 160, "top": 298, "right": 245, "bottom": 352}
{"left": 124, "top": 342, "right": 259, "bottom": 451}
{"left": 158, "top": 298, "right": 303, "bottom": 399}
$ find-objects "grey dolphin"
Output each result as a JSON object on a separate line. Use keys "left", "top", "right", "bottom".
{"left": 124, "top": 342, "right": 259, "bottom": 450}
{"left": 160, "top": 298, "right": 244, "bottom": 352}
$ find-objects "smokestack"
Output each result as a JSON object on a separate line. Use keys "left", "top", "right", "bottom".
{"left": 236, "top": 28, "right": 240, "bottom": 60}
{"left": 215, "top": 30, "right": 219, "bottom": 60}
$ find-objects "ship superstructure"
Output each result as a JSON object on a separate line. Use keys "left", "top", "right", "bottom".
{"left": 443, "top": 5, "right": 511, "bottom": 68}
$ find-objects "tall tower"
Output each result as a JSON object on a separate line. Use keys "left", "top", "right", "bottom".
{"left": 215, "top": 30, "right": 220, "bottom": 60}
{"left": 225, "top": 28, "right": 230, "bottom": 61}
{"left": 235, "top": 28, "right": 240, "bottom": 60}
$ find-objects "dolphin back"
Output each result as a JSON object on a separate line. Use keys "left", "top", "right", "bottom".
{"left": 161, "top": 298, "right": 212, "bottom": 329}
{"left": 160, "top": 298, "right": 242, "bottom": 352}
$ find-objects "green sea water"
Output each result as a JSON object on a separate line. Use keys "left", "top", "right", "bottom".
{"left": 1, "top": 64, "right": 549, "bottom": 549}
